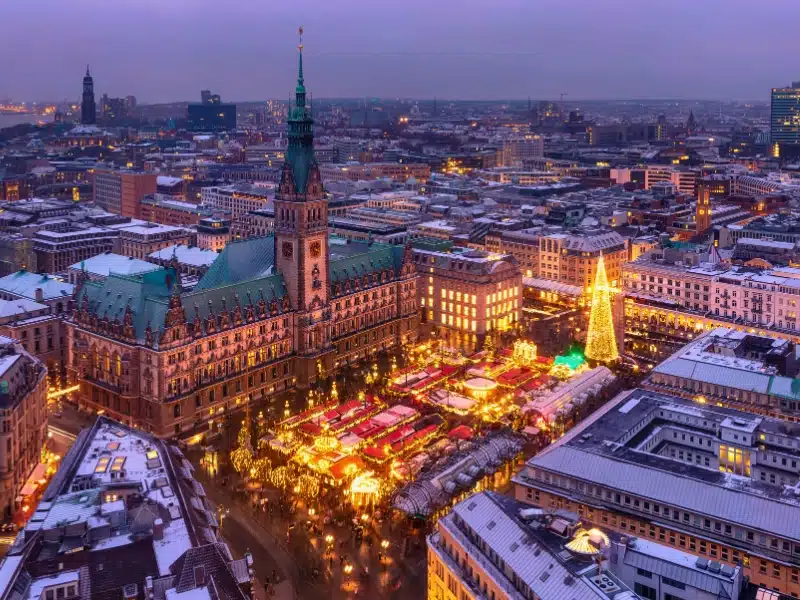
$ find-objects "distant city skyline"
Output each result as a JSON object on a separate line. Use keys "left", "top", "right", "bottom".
{"left": 1, "top": 0, "right": 799, "bottom": 103}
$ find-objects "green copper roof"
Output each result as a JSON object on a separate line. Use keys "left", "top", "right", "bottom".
{"left": 411, "top": 237, "right": 454, "bottom": 252}
{"left": 284, "top": 41, "right": 316, "bottom": 194}
{"left": 194, "top": 235, "right": 276, "bottom": 291}
{"left": 182, "top": 272, "right": 288, "bottom": 333}
{"left": 77, "top": 268, "right": 177, "bottom": 342}
{"left": 329, "top": 241, "right": 406, "bottom": 283}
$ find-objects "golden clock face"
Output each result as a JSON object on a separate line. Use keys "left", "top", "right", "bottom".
{"left": 310, "top": 241, "right": 321, "bottom": 258}
{"left": 282, "top": 241, "right": 293, "bottom": 258}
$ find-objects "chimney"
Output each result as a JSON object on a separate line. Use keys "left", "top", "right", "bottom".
{"left": 193, "top": 565, "right": 206, "bottom": 587}
{"left": 34, "top": 288, "right": 44, "bottom": 303}
{"left": 153, "top": 518, "right": 164, "bottom": 540}
{"left": 145, "top": 576, "right": 154, "bottom": 600}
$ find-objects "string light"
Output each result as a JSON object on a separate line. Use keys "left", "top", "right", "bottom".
{"left": 584, "top": 254, "right": 619, "bottom": 363}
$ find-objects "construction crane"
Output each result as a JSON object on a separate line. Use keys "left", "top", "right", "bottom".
{"left": 560, "top": 93, "right": 569, "bottom": 117}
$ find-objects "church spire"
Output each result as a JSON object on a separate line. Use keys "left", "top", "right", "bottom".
{"left": 281, "top": 26, "right": 317, "bottom": 196}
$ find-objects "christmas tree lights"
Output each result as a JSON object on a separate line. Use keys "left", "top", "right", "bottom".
{"left": 585, "top": 254, "right": 619, "bottom": 363}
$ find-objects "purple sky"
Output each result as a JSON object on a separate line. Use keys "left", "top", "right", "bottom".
{"left": 2, "top": 0, "right": 799, "bottom": 103}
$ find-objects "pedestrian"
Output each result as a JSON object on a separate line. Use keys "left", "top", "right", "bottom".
{"left": 272, "top": 569, "right": 278, "bottom": 583}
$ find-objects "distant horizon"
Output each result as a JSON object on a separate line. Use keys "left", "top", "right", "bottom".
{"left": 2, "top": 0, "right": 799, "bottom": 104}
{"left": 1, "top": 95, "right": 774, "bottom": 107}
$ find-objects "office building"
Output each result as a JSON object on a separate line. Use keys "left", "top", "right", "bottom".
{"left": 0, "top": 337, "right": 48, "bottom": 518}
{"left": 501, "top": 135, "right": 544, "bottom": 167}
{"left": 201, "top": 183, "right": 272, "bottom": 218}
{"left": 646, "top": 327, "right": 800, "bottom": 420}
{"left": 485, "top": 228, "right": 627, "bottom": 289}
{"left": 514, "top": 388, "right": 800, "bottom": 596}
{"left": 187, "top": 90, "right": 236, "bottom": 131}
{"left": 93, "top": 169, "right": 157, "bottom": 218}
{"left": 80, "top": 65, "right": 96, "bottom": 125}
{"left": 0, "top": 417, "right": 253, "bottom": 599}
{"left": 318, "top": 163, "right": 431, "bottom": 184}
{"left": 34, "top": 227, "right": 120, "bottom": 274}
{"left": 428, "top": 490, "right": 742, "bottom": 600}
{"left": 138, "top": 195, "right": 214, "bottom": 227}
{"left": 414, "top": 246, "right": 521, "bottom": 352}
{"left": 117, "top": 222, "right": 196, "bottom": 260}
{"left": 196, "top": 217, "right": 231, "bottom": 251}
{"left": 771, "top": 82, "right": 800, "bottom": 159}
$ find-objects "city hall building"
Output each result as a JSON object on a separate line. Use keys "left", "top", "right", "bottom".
{"left": 66, "top": 48, "right": 419, "bottom": 438}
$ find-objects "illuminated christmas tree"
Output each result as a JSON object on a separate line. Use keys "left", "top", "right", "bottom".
{"left": 585, "top": 253, "right": 619, "bottom": 363}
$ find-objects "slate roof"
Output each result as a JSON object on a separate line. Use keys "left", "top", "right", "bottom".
{"left": 169, "top": 543, "right": 246, "bottom": 600}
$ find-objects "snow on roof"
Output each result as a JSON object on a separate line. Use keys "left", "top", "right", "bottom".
{"left": 0, "top": 297, "right": 48, "bottom": 318}
{"left": 0, "top": 556, "right": 23, "bottom": 597}
{"left": 148, "top": 245, "right": 219, "bottom": 268}
{"left": 157, "top": 176, "right": 184, "bottom": 188}
{"left": 0, "top": 354, "right": 22, "bottom": 379}
{"left": 528, "top": 442, "right": 800, "bottom": 541}
{"left": 154, "top": 517, "right": 191, "bottom": 576}
{"left": 68, "top": 253, "right": 161, "bottom": 278}
{"left": 445, "top": 492, "right": 608, "bottom": 600}
{"left": 28, "top": 570, "right": 80, "bottom": 599}
{"left": 0, "top": 271, "right": 73, "bottom": 301}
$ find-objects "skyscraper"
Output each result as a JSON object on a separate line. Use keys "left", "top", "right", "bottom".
{"left": 770, "top": 81, "right": 800, "bottom": 158}
{"left": 80, "top": 65, "right": 96, "bottom": 125}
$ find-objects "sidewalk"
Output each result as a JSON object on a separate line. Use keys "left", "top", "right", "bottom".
{"left": 197, "top": 472, "right": 298, "bottom": 600}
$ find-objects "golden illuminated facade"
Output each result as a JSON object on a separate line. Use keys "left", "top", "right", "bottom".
{"left": 485, "top": 229, "right": 627, "bottom": 290}
{"left": 696, "top": 182, "right": 712, "bottom": 233}
{"left": 415, "top": 247, "right": 521, "bottom": 352}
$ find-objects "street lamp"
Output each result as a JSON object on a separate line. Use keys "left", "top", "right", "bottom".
{"left": 380, "top": 539, "right": 389, "bottom": 550}
{"left": 217, "top": 504, "right": 230, "bottom": 530}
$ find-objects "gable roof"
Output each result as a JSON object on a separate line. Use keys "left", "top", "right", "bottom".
{"left": 76, "top": 268, "right": 177, "bottom": 342}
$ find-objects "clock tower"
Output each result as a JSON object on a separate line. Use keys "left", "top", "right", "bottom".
{"left": 274, "top": 29, "right": 331, "bottom": 383}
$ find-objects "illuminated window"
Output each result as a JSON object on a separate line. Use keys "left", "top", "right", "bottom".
{"left": 456, "top": 291, "right": 462, "bottom": 302}
{"left": 456, "top": 317, "right": 462, "bottom": 328}
{"left": 448, "top": 290, "right": 454, "bottom": 300}
{"left": 441, "top": 302, "right": 446, "bottom": 311}
{"left": 456, "top": 305, "right": 461, "bottom": 315}
{"left": 441, "top": 289, "right": 446, "bottom": 298}
{"left": 471, "top": 294, "right": 477, "bottom": 304}
{"left": 428, "top": 286, "right": 433, "bottom": 296}
{"left": 471, "top": 320, "right": 477, "bottom": 331}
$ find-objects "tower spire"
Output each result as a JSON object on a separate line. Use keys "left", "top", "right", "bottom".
{"left": 297, "top": 26, "right": 304, "bottom": 88}
{"left": 86, "top": 64, "right": 90, "bottom": 77}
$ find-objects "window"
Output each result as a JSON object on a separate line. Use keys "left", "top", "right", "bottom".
{"left": 636, "top": 568, "right": 652, "bottom": 579}
{"left": 634, "top": 583, "right": 657, "bottom": 600}
{"left": 663, "top": 577, "right": 686, "bottom": 590}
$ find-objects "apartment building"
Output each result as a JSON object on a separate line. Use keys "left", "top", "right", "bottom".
{"left": 0, "top": 337, "right": 47, "bottom": 518}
